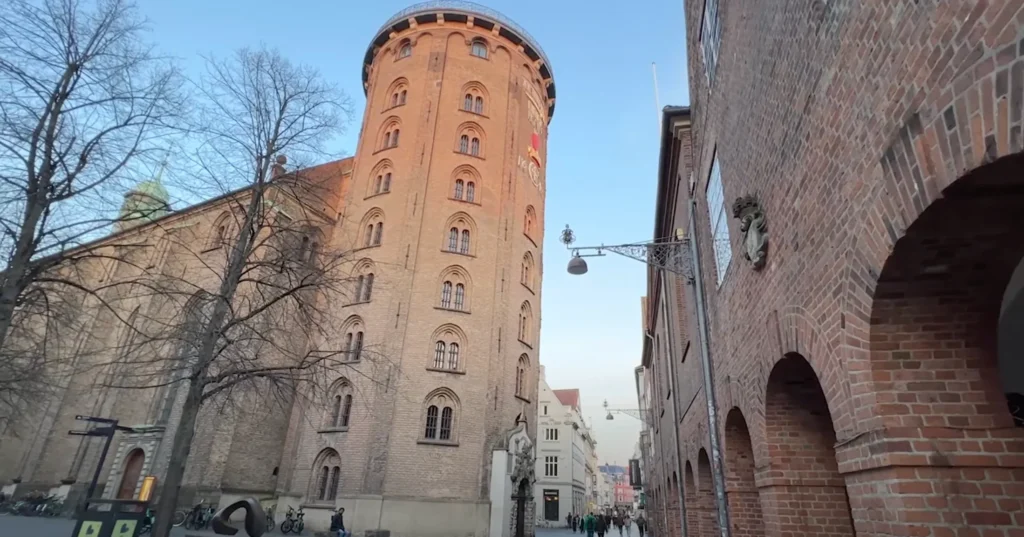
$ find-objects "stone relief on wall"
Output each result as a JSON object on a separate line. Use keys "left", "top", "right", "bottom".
{"left": 732, "top": 195, "right": 768, "bottom": 270}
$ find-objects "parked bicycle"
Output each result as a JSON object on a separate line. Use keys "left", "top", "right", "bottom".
{"left": 280, "top": 505, "right": 305, "bottom": 534}
{"left": 138, "top": 507, "right": 155, "bottom": 535}
{"left": 183, "top": 499, "right": 216, "bottom": 530}
{"left": 264, "top": 504, "right": 276, "bottom": 532}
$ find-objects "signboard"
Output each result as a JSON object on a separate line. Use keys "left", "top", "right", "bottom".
{"left": 628, "top": 459, "right": 642, "bottom": 488}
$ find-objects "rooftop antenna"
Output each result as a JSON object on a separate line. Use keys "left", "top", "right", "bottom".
{"left": 652, "top": 62, "right": 661, "bottom": 132}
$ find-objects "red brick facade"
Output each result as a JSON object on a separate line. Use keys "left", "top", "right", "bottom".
{"left": 641, "top": 2, "right": 1024, "bottom": 537}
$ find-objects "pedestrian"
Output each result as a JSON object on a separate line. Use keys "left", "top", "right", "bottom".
{"left": 636, "top": 514, "right": 647, "bottom": 537}
{"left": 584, "top": 511, "right": 597, "bottom": 537}
{"left": 330, "top": 507, "right": 349, "bottom": 537}
{"left": 575, "top": 514, "right": 582, "bottom": 533}
{"left": 614, "top": 513, "right": 624, "bottom": 536}
{"left": 568, "top": 512, "right": 574, "bottom": 532}
{"left": 625, "top": 514, "right": 632, "bottom": 535}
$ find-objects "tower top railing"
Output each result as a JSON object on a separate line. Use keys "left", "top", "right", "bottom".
{"left": 371, "top": 1, "right": 554, "bottom": 82}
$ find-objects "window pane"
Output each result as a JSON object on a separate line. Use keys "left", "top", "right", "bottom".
{"left": 464, "top": 94, "right": 473, "bottom": 110}
{"left": 441, "top": 281, "right": 452, "bottom": 308}
{"left": 454, "top": 284, "right": 464, "bottom": 310}
{"left": 364, "top": 273, "right": 374, "bottom": 301}
{"left": 448, "top": 343, "right": 459, "bottom": 369}
{"left": 328, "top": 467, "right": 340, "bottom": 500}
{"left": 459, "top": 135, "right": 468, "bottom": 153}
{"left": 354, "top": 332, "right": 363, "bottom": 360}
{"left": 466, "top": 182, "right": 475, "bottom": 202}
{"left": 434, "top": 341, "right": 445, "bottom": 368}
{"left": 474, "top": 97, "right": 483, "bottom": 114}
{"left": 331, "top": 395, "right": 341, "bottom": 426}
{"left": 373, "top": 223, "right": 383, "bottom": 245}
{"left": 448, "top": 228, "right": 458, "bottom": 251}
{"left": 383, "top": 173, "right": 391, "bottom": 192}
{"left": 425, "top": 405, "right": 438, "bottom": 438}
{"left": 317, "top": 466, "right": 329, "bottom": 499}
{"left": 455, "top": 179, "right": 463, "bottom": 199}
{"left": 713, "top": 216, "right": 732, "bottom": 284}
{"left": 471, "top": 138, "right": 480, "bottom": 156}
{"left": 341, "top": 395, "right": 352, "bottom": 427}
{"left": 440, "top": 407, "right": 453, "bottom": 440}
{"left": 460, "top": 230, "right": 470, "bottom": 254}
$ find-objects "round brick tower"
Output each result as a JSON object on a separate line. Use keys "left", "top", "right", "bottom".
{"left": 303, "top": 3, "right": 556, "bottom": 533}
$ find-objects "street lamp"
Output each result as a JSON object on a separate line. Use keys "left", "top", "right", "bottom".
{"left": 602, "top": 400, "right": 649, "bottom": 425}
{"left": 559, "top": 225, "right": 694, "bottom": 281}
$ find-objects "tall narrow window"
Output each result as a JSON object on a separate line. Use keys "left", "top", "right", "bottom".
{"left": 399, "top": 42, "right": 412, "bottom": 58}
{"left": 364, "top": 225, "right": 373, "bottom": 247}
{"left": 705, "top": 154, "right": 731, "bottom": 285}
{"left": 448, "top": 228, "right": 459, "bottom": 251}
{"left": 373, "top": 223, "right": 383, "bottom": 246}
{"left": 434, "top": 341, "right": 446, "bottom": 368}
{"left": 471, "top": 40, "right": 488, "bottom": 59}
{"left": 399, "top": 90, "right": 407, "bottom": 105}
{"left": 331, "top": 395, "right": 342, "bottom": 426}
{"left": 391, "top": 129, "right": 400, "bottom": 147}
{"left": 464, "top": 94, "right": 473, "bottom": 111}
{"left": 353, "top": 332, "right": 363, "bottom": 361}
{"left": 460, "top": 230, "right": 470, "bottom": 254}
{"left": 459, "top": 135, "right": 469, "bottom": 153}
{"left": 374, "top": 175, "right": 383, "bottom": 194}
{"left": 327, "top": 467, "right": 340, "bottom": 500}
{"left": 700, "top": 0, "right": 722, "bottom": 81}
{"left": 383, "top": 173, "right": 391, "bottom": 192}
{"left": 454, "top": 284, "right": 465, "bottom": 310}
{"left": 355, "top": 276, "right": 364, "bottom": 303}
{"left": 425, "top": 405, "right": 439, "bottom": 438}
{"left": 317, "top": 466, "right": 329, "bottom": 499}
{"left": 470, "top": 138, "right": 480, "bottom": 156}
{"left": 454, "top": 179, "right": 464, "bottom": 199}
{"left": 344, "top": 333, "right": 353, "bottom": 358}
{"left": 363, "top": 274, "right": 374, "bottom": 301}
{"left": 466, "top": 182, "right": 475, "bottom": 202}
{"left": 474, "top": 96, "right": 484, "bottom": 114}
{"left": 391, "top": 93, "right": 399, "bottom": 107}
{"left": 441, "top": 281, "right": 453, "bottom": 308}
{"left": 340, "top": 395, "right": 352, "bottom": 427}
{"left": 447, "top": 343, "right": 460, "bottom": 370}
{"left": 439, "top": 407, "right": 453, "bottom": 440}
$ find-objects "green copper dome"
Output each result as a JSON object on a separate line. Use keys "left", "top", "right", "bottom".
{"left": 117, "top": 175, "right": 171, "bottom": 231}
{"left": 130, "top": 179, "right": 170, "bottom": 204}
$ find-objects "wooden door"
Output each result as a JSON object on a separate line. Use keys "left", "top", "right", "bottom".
{"left": 117, "top": 449, "right": 145, "bottom": 499}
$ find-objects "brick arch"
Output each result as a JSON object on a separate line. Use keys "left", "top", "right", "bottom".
{"left": 723, "top": 407, "right": 764, "bottom": 537}
{"left": 696, "top": 449, "right": 719, "bottom": 537}
{"left": 683, "top": 460, "right": 699, "bottom": 537}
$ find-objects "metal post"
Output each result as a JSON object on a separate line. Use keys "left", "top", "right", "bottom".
{"left": 84, "top": 423, "right": 116, "bottom": 508}
{"left": 661, "top": 268, "right": 689, "bottom": 537}
{"left": 687, "top": 200, "right": 732, "bottom": 537}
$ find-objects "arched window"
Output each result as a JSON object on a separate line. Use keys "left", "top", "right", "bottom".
{"left": 522, "top": 252, "right": 535, "bottom": 290}
{"left": 447, "top": 343, "right": 460, "bottom": 370}
{"left": 398, "top": 40, "right": 412, "bottom": 58}
{"left": 317, "top": 466, "right": 329, "bottom": 499}
{"left": 354, "top": 331, "right": 363, "bottom": 360}
{"left": 331, "top": 395, "right": 342, "bottom": 426}
{"left": 391, "top": 93, "right": 399, "bottom": 107}
{"left": 364, "top": 225, "right": 373, "bottom": 246}
{"left": 423, "top": 390, "right": 459, "bottom": 441}
{"left": 383, "top": 173, "right": 391, "bottom": 192}
{"left": 390, "top": 129, "right": 400, "bottom": 147}
{"left": 454, "top": 179, "right": 464, "bottom": 199}
{"left": 344, "top": 322, "right": 365, "bottom": 362}
{"left": 474, "top": 96, "right": 484, "bottom": 114}
{"left": 459, "top": 135, "right": 469, "bottom": 153}
{"left": 460, "top": 230, "right": 471, "bottom": 254}
{"left": 340, "top": 394, "right": 352, "bottom": 427}
{"left": 425, "top": 405, "right": 439, "bottom": 438}
{"left": 466, "top": 182, "right": 475, "bottom": 202}
{"left": 374, "top": 175, "right": 383, "bottom": 193}
{"left": 448, "top": 228, "right": 459, "bottom": 252}
{"left": 470, "top": 137, "right": 480, "bottom": 156}
{"left": 464, "top": 94, "right": 473, "bottom": 111}
{"left": 519, "top": 302, "right": 533, "bottom": 343}
{"left": 434, "top": 341, "right": 446, "bottom": 368}
{"left": 355, "top": 275, "right": 364, "bottom": 303}
{"left": 373, "top": 222, "right": 383, "bottom": 246}
{"left": 524, "top": 206, "right": 537, "bottom": 239}
{"left": 454, "top": 284, "right": 465, "bottom": 310}
{"left": 471, "top": 40, "right": 488, "bottom": 59}
{"left": 399, "top": 90, "right": 407, "bottom": 105}
{"left": 310, "top": 449, "right": 341, "bottom": 501}
{"left": 441, "top": 281, "right": 453, "bottom": 308}
{"left": 363, "top": 273, "right": 374, "bottom": 301}
{"left": 516, "top": 355, "right": 529, "bottom": 398}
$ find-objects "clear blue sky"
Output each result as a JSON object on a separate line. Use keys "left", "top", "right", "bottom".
{"left": 139, "top": 0, "right": 690, "bottom": 466}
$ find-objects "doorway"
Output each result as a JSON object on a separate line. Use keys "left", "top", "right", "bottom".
{"left": 543, "top": 489, "right": 559, "bottom": 521}
{"left": 117, "top": 449, "right": 145, "bottom": 500}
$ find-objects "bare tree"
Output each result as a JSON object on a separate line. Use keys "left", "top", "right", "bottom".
{"left": 97, "top": 47, "right": 357, "bottom": 537}
{"left": 0, "top": 0, "right": 182, "bottom": 422}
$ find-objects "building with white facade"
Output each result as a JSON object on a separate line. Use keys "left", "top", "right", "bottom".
{"left": 535, "top": 368, "right": 597, "bottom": 525}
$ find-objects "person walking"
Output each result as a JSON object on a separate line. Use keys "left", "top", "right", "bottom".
{"left": 568, "top": 512, "right": 575, "bottom": 532}
{"left": 583, "top": 512, "right": 597, "bottom": 537}
{"left": 330, "top": 507, "right": 349, "bottom": 537}
{"left": 596, "top": 512, "right": 608, "bottom": 537}
{"left": 614, "top": 513, "right": 624, "bottom": 536}
{"left": 636, "top": 513, "right": 647, "bottom": 537}
{"left": 624, "top": 514, "right": 632, "bottom": 536}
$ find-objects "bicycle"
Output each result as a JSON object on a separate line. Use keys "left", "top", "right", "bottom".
{"left": 280, "top": 506, "right": 305, "bottom": 534}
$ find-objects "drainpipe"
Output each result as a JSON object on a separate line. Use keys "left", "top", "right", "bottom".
{"left": 643, "top": 333, "right": 669, "bottom": 536}
{"left": 687, "top": 199, "right": 732, "bottom": 537}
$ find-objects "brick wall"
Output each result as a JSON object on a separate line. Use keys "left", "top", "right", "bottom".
{"left": 641, "top": 2, "right": 1024, "bottom": 536}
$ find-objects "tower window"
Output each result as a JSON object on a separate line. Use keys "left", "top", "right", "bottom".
{"left": 471, "top": 40, "right": 488, "bottom": 59}
{"left": 459, "top": 135, "right": 469, "bottom": 153}
{"left": 398, "top": 41, "right": 412, "bottom": 59}
{"left": 474, "top": 96, "right": 483, "bottom": 114}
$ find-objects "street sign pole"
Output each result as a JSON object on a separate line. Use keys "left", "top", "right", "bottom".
{"left": 69, "top": 415, "right": 136, "bottom": 511}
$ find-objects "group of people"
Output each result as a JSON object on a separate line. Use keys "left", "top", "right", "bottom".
{"left": 566, "top": 511, "right": 647, "bottom": 537}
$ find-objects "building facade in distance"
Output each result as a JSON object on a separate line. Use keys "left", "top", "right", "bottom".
{"left": 535, "top": 375, "right": 597, "bottom": 524}
{"left": 640, "top": 2, "right": 1024, "bottom": 537}
{"left": 0, "top": 3, "right": 556, "bottom": 536}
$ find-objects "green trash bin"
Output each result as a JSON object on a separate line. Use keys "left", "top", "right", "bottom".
{"left": 72, "top": 499, "right": 148, "bottom": 537}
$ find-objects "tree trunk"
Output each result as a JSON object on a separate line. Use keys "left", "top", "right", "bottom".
{"left": 152, "top": 379, "right": 203, "bottom": 537}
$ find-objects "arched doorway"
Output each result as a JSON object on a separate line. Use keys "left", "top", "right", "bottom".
{"left": 668, "top": 471, "right": 680, "bottom": 537}
{"left": 864, "top": 152, "right": 1024, "bottom": 531}
{"left": 683, "top": 462, "right": 699, "bottom": 537}
{"left": 763, "top": 354, "right": 853, "bottom": 537}
{"left": 696, "top": 450, "right": 719, "bottom": 537}
{"left": 117, "top": 449, "right": 145, "bottom": 500}
{"left": 724, "top": 409, "right": 764, "bottom": 537}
